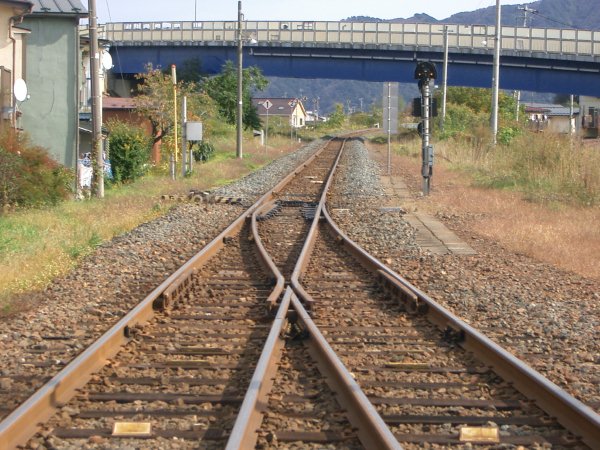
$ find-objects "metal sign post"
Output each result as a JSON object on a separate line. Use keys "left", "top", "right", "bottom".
{"left": 181, "top": 96, "right": 187, "bottom": 178}
{"left": 262, "top": 99, "right": 272, "bottom": 151}
{"left": 382, "top": 82, "right": 398, "bottom": 176}
{"left": 414, "top": 62, "right": 437, "bottom": 196}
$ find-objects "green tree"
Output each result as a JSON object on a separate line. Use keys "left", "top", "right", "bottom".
{"left": 134, "top": 64, "right": 218, "bottom": 156}
{"left": 106, "top": 121, "right": 152, "bottom": 183}
{"left": 204, "top": 61, "right": 268, "bottom": 130}
{"left": 436, "top": 87, "right": 520, "bottom": 140}
{"left": 325, "top": 103, "right": 346, "bottom": 128}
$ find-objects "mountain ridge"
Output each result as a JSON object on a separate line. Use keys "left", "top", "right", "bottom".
{"left": 343, "top": 0, "right": 600, "bottom": 30}
{"left": 261, "top": 0, "right": 595, "bottom": 114}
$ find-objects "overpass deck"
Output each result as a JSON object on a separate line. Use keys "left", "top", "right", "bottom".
{"left": 98, "top": 21, "right": 600, "bottom": 95}
{"left": 102, "top": 20, "right": 600, "bottom": 62}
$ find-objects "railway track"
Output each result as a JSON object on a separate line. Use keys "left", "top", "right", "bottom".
{"left": 1, "top": 136, "right": 599, "bottom": 449}
{"left": 299, "top": 219, "right": 581, "bottom": 447}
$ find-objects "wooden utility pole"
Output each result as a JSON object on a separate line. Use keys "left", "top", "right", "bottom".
{"left": 89, "top": 0, "right": 104, "bottom": 198}
{"left": 171, "top": 64, "right": 177, "bottom": 179}
{"left": 236, "top": 1, "right": 243, "bottom": 159}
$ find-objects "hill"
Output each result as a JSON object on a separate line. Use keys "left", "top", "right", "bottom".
{"left": 377, "top": 0, "right": 599, "bottom": 30}
{"left": 444, "top": 0, "right": 600, "bottom": 29}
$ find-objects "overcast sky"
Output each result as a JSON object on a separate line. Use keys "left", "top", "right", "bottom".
{"left": 96, "top": 0, "right": 526, "bottom": 23}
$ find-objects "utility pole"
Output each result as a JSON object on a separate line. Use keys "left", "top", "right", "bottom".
{"left": 89, "top": 0, "right": 104, "bottom": 198}
{"left": 236, "top": 0, "right": 243, "bottom": 159}
{"left": 386, "top": 82, "right": 391, "bottom": 175}
{"left": 518, "top": 5, "right": 537, "bottom": 27}
{"left": 441, "top": 25, "right": 449, "bottom": 131}
{"left": 181, "top": 96, "right": 187, "bottom": 178}
{"left": 569, "top": 94, "right": 575, "bottom": 135}
{"left": 171, "top": 64, "right": 178, "bottom": 180}
{"left": 491, "top": 0, "right": 501, "bottom": 145}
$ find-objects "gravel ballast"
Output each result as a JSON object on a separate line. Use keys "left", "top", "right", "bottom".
{"left": 1, "top": 134, "right": 597, "bottom": 431}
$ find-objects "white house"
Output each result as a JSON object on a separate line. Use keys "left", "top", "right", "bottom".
{"left": 252, "top": 97, "right": 307, "bottom": 128}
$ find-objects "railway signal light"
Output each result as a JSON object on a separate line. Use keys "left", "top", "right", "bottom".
{"left": 414, "top": 61, "right": 437, "bottom": 81}
{"left": 415, "top": 61, "right": 437, "bottom": 196}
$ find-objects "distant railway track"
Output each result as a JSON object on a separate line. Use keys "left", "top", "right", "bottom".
{"left": 0, "top": 136, "right": 599, "bottom": 449}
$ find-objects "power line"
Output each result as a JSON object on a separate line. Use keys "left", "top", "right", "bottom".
{"left": 530, "top": 10, "right": 574, "bottom": 29}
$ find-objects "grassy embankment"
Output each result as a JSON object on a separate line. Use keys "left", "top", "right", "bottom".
{"left": 3, "top": 124, "right": 598, "bottom": 313}
{"left": 380, "top": 129, "right": 600, "bottom": 279}
{"left": 0, "top": 134, "right": 301, "bottom": 313}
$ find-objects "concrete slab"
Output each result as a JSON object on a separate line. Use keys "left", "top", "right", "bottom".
{"left": 380, "top": 175, "right": 476, "bottom": 256}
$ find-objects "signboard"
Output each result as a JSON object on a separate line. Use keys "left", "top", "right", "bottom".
{"left": 383, "top": 82, "right": 399, "bottom": 134}
{"left": 186, "top": 122, "right": 203, "bottom": 141}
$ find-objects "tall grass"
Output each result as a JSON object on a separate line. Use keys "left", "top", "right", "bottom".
{"left": 435, "top": 130, "right": 600, "bottom": 206}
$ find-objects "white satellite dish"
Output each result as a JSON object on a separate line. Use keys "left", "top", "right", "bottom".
{"left": 101, "top": 51, "right": 113, "bottom": 70}
{"left": 14, "top": 78, "right": 27, "bottom": 102}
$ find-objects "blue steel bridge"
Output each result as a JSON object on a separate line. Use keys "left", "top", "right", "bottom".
{"left": 101, "top": 20, "right": 600, "bottom": 96}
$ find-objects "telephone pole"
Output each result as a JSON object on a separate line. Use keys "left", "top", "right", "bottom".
{"left": 441, "top": 25, "right": 449, "bottom": 130}
{"left": 236, "top": 1, "right": 243, "bottom": 159}
{"left": 518, "top": 5, "right": 537, "bottom": 27}
{"left": 88, "top": 0, "right": 103, "bottom": 198}
{"left": 491, "top": 0, "right": 501, "bottom": 144}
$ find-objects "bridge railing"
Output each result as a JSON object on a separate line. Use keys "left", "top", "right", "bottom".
{"left": 101, "top": 21, "right": 600, "bottom": 57}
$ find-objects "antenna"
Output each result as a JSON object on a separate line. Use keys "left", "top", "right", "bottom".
{"left": 14, "top": 78, "right": 27, "bottom": 102}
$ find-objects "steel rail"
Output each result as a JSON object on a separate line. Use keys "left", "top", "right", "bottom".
{"left": 225, "top": 287, "right": 292, "bottom": 450}
{"left": 0, "top": 139, "right": 333, "bottom": 450}
{"left": 289, "top": 136, "right": 346, "bottom": 310}
{"left": 319, "top": 204, "right": 600, "bottom": 448}
{"left": 290, "top": 293, "right": 403, "bottom": 450}
{"left": 229, "top": 138, "right": 401, "bottom": 448}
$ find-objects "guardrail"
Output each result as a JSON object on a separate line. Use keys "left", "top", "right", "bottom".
{"left": 99, "top": 21, "right": 600, "bottom": 57}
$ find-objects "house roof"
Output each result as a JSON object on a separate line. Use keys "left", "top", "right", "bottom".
{"left": 1, "top": 0, "right": 33, "bottom": 10}
{"left": 252, "top": 98, "right": 306, "bottom": 116}
{"left": 29, "top": 0, "right": 86, "bottom": 16}
{"left": 103, "top": 97, "right": 136, "bottom": 109}
{"left": 523, "top": 102, "right": 579, "bottom": 117}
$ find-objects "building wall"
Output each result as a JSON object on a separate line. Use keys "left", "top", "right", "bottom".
{"left": 0, "top": 4, "right": 30, "bottom": 129}
{"left": 20, "top": 15, "right": 79, "bottom": 167}
{"left": 547, "top": 116, "right": 571, "bottom": 134}
{"left": 0, "top": 5, "right": 13, "bottom": 69}
{"left": 579, "top": 96, "right": 600, "bottom": 138}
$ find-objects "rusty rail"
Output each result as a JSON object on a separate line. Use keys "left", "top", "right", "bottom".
{"left": 225, "top": 288, "right": 292, "bottom": 450}
{"left": 289, "top": 293, "right": 403, "bottom": 450}
{"left": 319, "top": 204, "right": 600, "bottom": 448}
{"left": 0, "top": 139, "right": 333, "bottom": 450}
{"left": 228, "top": 137, "right": 402, "bottom": 448}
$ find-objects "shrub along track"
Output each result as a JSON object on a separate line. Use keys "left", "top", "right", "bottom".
{"left": 0, "top": 136, "right": 598, "bottom": 449}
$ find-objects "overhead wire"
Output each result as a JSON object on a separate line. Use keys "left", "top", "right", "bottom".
{"left": 102, "top": 0, "right": 127, "bottom": 96}
{"left": 530, "top": 10, "right": 574, "bottom": 29}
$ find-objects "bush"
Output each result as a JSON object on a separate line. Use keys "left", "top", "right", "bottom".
{"left": 192, "top": 141, "right": 215, "bottom": 162}
{"left": 497, "top": 126, "right": 522, "bottom": 146}
{"left": 107, "top": 121, "right": 152, "bottom": 183}
{"left": 0, "top": 131, "right": 72, "bottom": 210}
{"left": 437, "top": 103, "right": 488, "bottom": 140}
